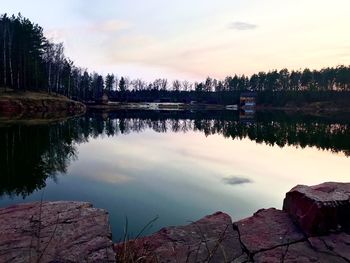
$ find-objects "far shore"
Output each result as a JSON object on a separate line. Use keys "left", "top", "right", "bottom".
{"left": 87, "top": 100, "right": 350, "bottom": 114}
{"left": 1, "top": 90, "right": 349, "bottom": 123}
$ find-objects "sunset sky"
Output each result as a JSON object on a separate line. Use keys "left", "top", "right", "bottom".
{"left": 2, "top": 0, "right": 350, "bottom": 81}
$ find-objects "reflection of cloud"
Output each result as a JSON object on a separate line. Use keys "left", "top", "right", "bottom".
{"left": 83, "top": 169, "right": 133, "bottom": 184}
{"left": 93, "top": 172, "right": 132, "bottom": 184}
{"left": 228, "top": 21, "right": 257, "bottom": 31}
{"left": 72, "top": 159, "right": 134, "bottom": 184}
{"left": 175, "top": 148, "right": 233, "bottom": 166}
{"left": 222, "top": 176, "right": 252, "bottom": 185}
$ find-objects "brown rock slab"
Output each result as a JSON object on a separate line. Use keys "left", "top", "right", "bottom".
{"left": 115, "top": 212, "right": 247, "bottom": 263}
{"left": 283, "top": 182, "right": 350, "bottom": 236}
{"left": 234, "top": 208, "right": 305, "bottom": 254}
{"left": 254, "top": 241, "right": 348, "bottom": 263}
{"left": 0, "top": 201, "right": 115, "bottom": 263}
{"left": 309, "top": 232, "right": 350, "bottom": 261}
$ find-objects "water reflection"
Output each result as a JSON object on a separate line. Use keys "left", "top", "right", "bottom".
{"left": 0, "top": 110, "right": 349, "bottom": 198}
{"left": 0, "top": 123, "right": 80, "bottom": 197}
{"left": 91, "top": 110, "right": 350, "bottom": 156}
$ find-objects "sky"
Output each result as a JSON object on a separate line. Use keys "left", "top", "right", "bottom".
{"left": 2, "top": 0, "right": 350, "bottom": 81}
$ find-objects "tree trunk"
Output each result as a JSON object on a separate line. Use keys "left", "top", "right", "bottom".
{"left": 3, "top": 23, "right": 7, "bottom": 90}
{"left": 68, "top": 73, "right": 71, "bottom": 98}
{"left": 17, "top": 70, "right": 19, "bottom": 90}
{"left": 8, "top": 28, "right": 13, "bottom": 88}
{"left": 48, "top": 62, "right": 51, "bottom": 93}
{"left": 35, "top": 60, "right": 38, "bottom": 90}
{"left": 56, "top": 70, "right": 59, "bottom": 94}
{"left": 23, "top": 55, "right": 26, "bottom": 91}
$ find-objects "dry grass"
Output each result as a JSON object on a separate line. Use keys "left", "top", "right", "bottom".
{"left": 115, "top": 218, "right": 232, "bottom": 263}
{"left": 0, "top": 89, "right": 69, "bottom": 101}
{"left": 115, "top": 216, "right": 159, "bottom": 263}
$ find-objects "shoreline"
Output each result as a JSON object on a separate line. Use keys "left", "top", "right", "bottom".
{"left": 0, "top": 182, "right": 349, "bottom": 262}
{"left": 115, "top": 182, "right": 350, "bottom": 262}
{"left": 87, "top": 101, "right": 350, "bottom": 114}
{"left": 0, "top": 91, "right": 86, "bottom": 121}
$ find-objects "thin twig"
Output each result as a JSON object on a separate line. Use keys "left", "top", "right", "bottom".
{"left": 35, "top": 191, "right": 45, "bottom": 263}
{"left": 135, "top": 215, "right": 159, "bottom": 240}
{"left": 37, "top": 212, "right": 60, "bottom": 262}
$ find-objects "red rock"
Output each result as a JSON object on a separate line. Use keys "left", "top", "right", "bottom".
{"left": 254, "top": 241, "right": 347, "bottom": 263}
{"left": 115, "top": 212, "right": 247, "bottom": 263}
{"left": 309, "top": 232, "right": 350, "bottom": 261}
{"left": 0, "top": 201, "right": 115, "bottom": 263}
{"left": 283, "top": 182, "right": 350, "bottom": 236}
{"left": 234, "top": 208, "right": 305, "bottom": 253}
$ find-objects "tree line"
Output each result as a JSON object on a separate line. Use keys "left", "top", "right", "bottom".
{"left": 0, "top": 13, "right": 105, "bottom": 101}
{"left": 1, "top": 14, "right": 350, "bottom": 104}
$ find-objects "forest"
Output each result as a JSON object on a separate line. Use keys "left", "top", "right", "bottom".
{"left": 1, "top": 14, "right": 350, "bottom": 105}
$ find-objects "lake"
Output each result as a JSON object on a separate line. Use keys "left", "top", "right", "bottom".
{"left": 0, "top": 110, "right": 349, "bottom": 241}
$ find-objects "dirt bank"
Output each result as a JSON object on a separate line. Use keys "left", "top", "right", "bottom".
{"left": 0, "top": 91, "right": 86, "bottom": 120}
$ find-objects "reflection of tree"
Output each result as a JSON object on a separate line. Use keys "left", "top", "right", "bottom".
{"left": 0, "top": 121, "right": 85, "bottom": 198}
{"left": 0, "top": 110, "right": 349, "bottom": 198}
{"left": 86, "top": 110, "right": 350, "bottom": 156}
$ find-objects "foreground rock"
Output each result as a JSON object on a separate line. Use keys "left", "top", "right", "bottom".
{"left": 235, "top": 208, "right": 349, "bottom": 262}
{"left": 234, "top": 208, "right": 305, "bottom": 254}
{"left": 309, "top": 232, "right": 350, "bottom": 261}
{"left": 283, "top": 182, "right": 350, "bottom": 236}
{"left": 115, "top": 212, "right": 248, "bottom": 262}
{"left": 116, "top": 182, "right": 350, "bottom": 262}
{"left": 0, "top": 201, "right": 115, "bottom": 263}
{"left": 1, "top": 182, "right": 349, "bottom": 262}
{"left": 253, "top": 240, "right": 348, "bottom": 263}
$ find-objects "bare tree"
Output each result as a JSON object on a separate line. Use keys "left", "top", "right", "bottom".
{"left": 43, "top": 43, "right": 54, "bottom": 93}
{"left": 172, "top": 80, "right": 181, "bottom": 91}
{"left": 131, "top": 78, "right": 145, "bottom": 91}
{"left": 124, "top": 77, "right": 130, "bottom": 91}
{"left": 182, "top": 80, "right": 192, "bottom": 91}
{"left": 160, "top": 79, "right": 168, "bottom": 90}
{"left": 54, "top": 43, "right": 65, "bottom": 93}
{"left": 114, "top": 76, "right": 119, "bottom": 91}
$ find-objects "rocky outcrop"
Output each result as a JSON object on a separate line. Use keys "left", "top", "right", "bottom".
{"left": 1, "top": 182, "right": 349, "bottom": 262}
{"left": 309, "top": 232, "right": 350, "bottom": 261}
{"left": 0, "top": 201, "right": 115, "bottom": 263}
{"left": 253, "top": 241, "right": 347, "bottom": 263}
{"left": 115, "top": 182, "right": 350, "bottom": 262}
{"left": 283, "top": 182, "right": 350, "bottom": 236}
{"left": 114, "top": 212, "right": 248, "bottom": 263}
{"left": 115, "top": 208, "right": 350, "bottom": 262}
{"left": 235, "top": 208, "right": 349, "bottom": 262}
{"left": 234, "top": 208, "right": 305, "bottom": 254}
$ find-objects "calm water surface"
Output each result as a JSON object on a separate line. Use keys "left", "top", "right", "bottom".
{"left": 0, "top": 110, "right": 349, "bottom": 241}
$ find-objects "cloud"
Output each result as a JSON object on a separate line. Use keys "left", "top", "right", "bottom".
{"left": 222, "top": 176, "right": 253, "bottom": 185}
{"left": 228, "top": 21, "right": 257, "bottom": 31}
{"left": 90, "top": 19, "right": 131, "bottom": 33}
{"left": 44, "top": 28, "right": 70, "bottom": 42}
